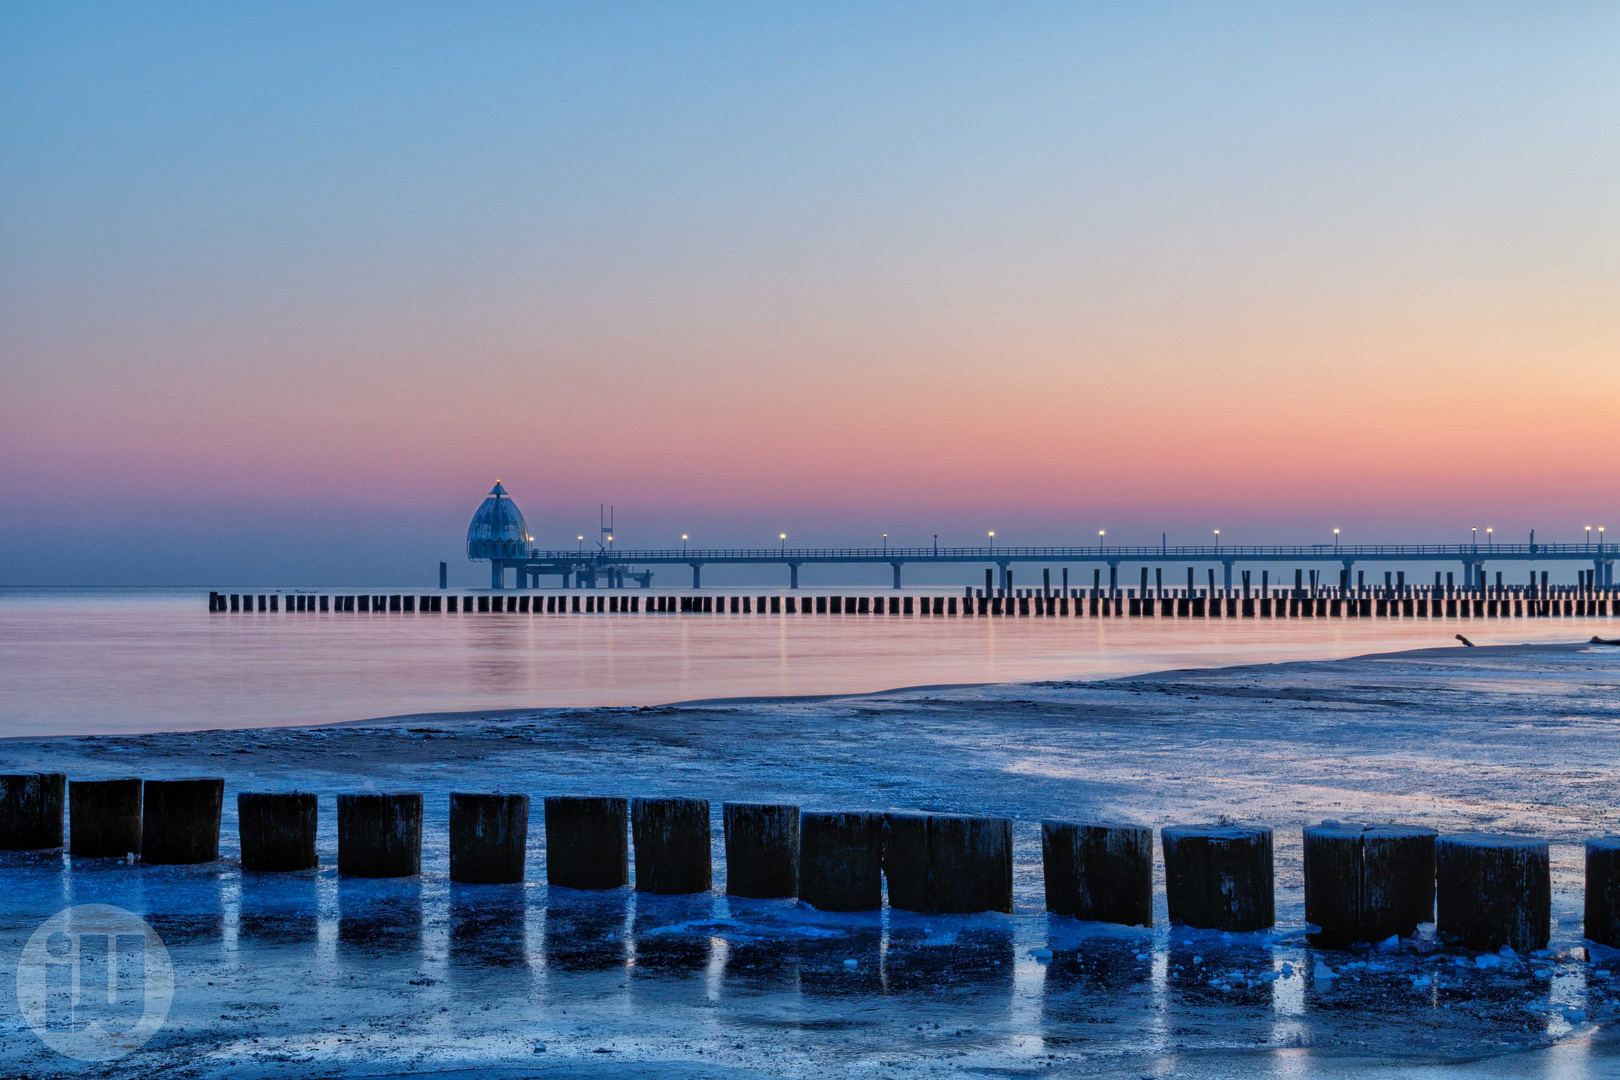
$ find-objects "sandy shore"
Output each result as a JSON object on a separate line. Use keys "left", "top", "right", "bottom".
{"left": 2, "top": 641, "right": 1619, "bottom": 1077}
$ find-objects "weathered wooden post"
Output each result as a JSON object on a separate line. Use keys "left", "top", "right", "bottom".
{"left": 449, "top": 792, "right": 529, "bottom": 884}
{"left": 881, "top": 812, "right": 1012, "bottom": 914}
{"left": 337, "top": 792, "right": 423, "bottom": 878}
{"left": 798, "top": 810, "right": 883, "bottom": 911}
{"left": 882, "top": 812, "right": 932, "bottom": 912}
{"left": 1436, "top": 833, "right": 1549, "bottom": 952}
{"left": 69, "top": 778, "right": 143, "bottom": 858}
{"left": 1162, "top": 824, "right": 1274, "bottom": 931}
{"left": 141, "top": 778, "right": 224, "bottom": 864}
{"left": 238, "top": 792, "right": 318, "bottom": 872}
{"left": 930, "top": 814, "right": 1013, "bottom": 914}
{"left": 0, "top": 773, "right": 65, "bottom": 850}
{"left": 632, "top": 796, "right": 711, "bottom": 894}
{"left": 1042, "top": 821, "right": 1153, "bottom": 926}
{"left": 1585, "top": 836, "right": 1620, "bottom": 947}
{"left": 723, "top": 803, "right": 799, "bottom": 899}
{"left": 1362, "top": 824, "right": 1436, "bottom": 941}
{"left": 545, "top": 796, "right": 629, "bottom": 890}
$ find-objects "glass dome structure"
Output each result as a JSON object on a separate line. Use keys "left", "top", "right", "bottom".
{"left": 466, "top": 481, "right": 531, "bottom": 560}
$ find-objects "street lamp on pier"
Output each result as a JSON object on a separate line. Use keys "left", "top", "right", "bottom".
{"left": 1098, "top": 529, "right": 1105, "bottom": 554}
{"left": 682, "top": 534, "right": 688, "bottom": 552}
{"left": 988, "top": 531, "right": 995, "bottom": 553}
{"left": 1213, "top": 529, "right": 1220, "bottom": 552}
{"left": 1333, "top": 528, "right": 1340, "bottom": 552}
{"left": 780, "top": 533, "right": 787, "bottom": 553}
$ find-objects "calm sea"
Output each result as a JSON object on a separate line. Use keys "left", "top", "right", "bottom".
{"left": 0, "top": 588, "right": 1612, "bottom": 737}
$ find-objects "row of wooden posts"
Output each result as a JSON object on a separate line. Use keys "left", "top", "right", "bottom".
{"left": 4, "top": 773, "right": 1613, "bottom": 956}
{"left": 212, "top": 590, "right": 1616, "bottom": 620}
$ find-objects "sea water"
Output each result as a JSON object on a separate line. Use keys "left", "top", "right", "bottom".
{"left": 1, "top": 587, "right": 1614, "bottom": 736}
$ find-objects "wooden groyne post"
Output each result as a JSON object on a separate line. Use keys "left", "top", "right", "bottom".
{"left": 723, "top": 802, "right": 799, "bottom": 899}
{"left": 337, "top": 792, "right": 424, "bottom": 878}
{"left": 239, "top": 792, "right": 319, "bottom": 872}
{"left": 1042, "top": 821, "right": 1153, "bottom": 926}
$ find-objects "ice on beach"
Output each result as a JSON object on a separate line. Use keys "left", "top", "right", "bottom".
{"left": 1, "top": 642, "right": 1618, "bottom": 1077}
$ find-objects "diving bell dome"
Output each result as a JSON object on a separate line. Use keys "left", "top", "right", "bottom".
{"left": 466, "top": 481, "right": 531, "bottom": 560}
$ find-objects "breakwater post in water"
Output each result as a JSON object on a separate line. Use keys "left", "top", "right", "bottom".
{"left": 1585, "top": 836, "right": 1620, "bottom": 948}
{"left": 632, "top": 797, "right": 711, "bottom": 895}
{"left": 1303, "top": 822, "right": 1436, "bottom": 947}
{"left": 337, "top": 792, "right": 423, "bottom": 878}
{"left": 545, "top": 796, "right": 629, "bottom": 890}
{"left": 1162, "top": 824, "right": 1275, "bottom": 931}
{"left": 799, "top": 810, "right": 883, "bottom": 912}
{"left": 1042, "top": 821, "right": 1153, "bottom": 926}
{"left": 239, "top": 792, "right": 319, "bottom": 872}
{"left": 0, "top": 773, "right": 65, "bottom": 851}
{"left": 69, "top": 778, "right": 143, "bottom": 858}
{"left": 723, "top": 802, "right": 799, "bottom": 899}
{"left": 1437, "top": 833, "right": 1550, "bottom": 952}
{"left": 140, "top": 778, "right": 224, "bottom": 865}
{"left": 449, "top": 792, "right": 529, "bottom": 884}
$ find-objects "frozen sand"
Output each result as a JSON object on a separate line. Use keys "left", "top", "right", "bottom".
{"left": 3, "top": 641, "right": 1620, "bottom": 1077}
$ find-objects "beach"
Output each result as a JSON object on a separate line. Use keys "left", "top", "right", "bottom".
{"left": 2, "top": 641, "right": 1619, "bottom": 1077}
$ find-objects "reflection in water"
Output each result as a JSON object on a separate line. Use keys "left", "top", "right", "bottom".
{"left": 630, "top": 893, "right": 716, "bottom": 973}
{"left": 11, "top": 589, "right": 1605, "bottom": 736}
{"left": 336, "top": 878, "right": 423, "bottom": 958}
{"left": 1165, "top": 936, "right": 1276, "bottom": 1012}
{"left": 448, "top": 883, "right": 529, "bottom": 969}
{"left": 881, "top": 919, "right": 1016, "bottom": 998}
{"left": 542, "top": 888, "right": 630, "bottom": 973}
{"left": 237, "top": 871, "right": 319, "bottom": 945}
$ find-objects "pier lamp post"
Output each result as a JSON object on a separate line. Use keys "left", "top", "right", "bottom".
{"left": 682, "top": 534, "right": 688, "bottom": 552}
{"left": 1587, "top": 526, "right": 1593, "bottom": 549}
{"left": 988, "top": 531, "right": 995, "bottom": 553}
{"left": 780, "top": 533, "right": 787, "bottom": 553}
{"left": 1098, "top": 529, "right": 1105, "bottom": 554}
{"left": 1471, "top": 527, "right": 1477, "bottom": 550}
{"left": 1486, "top": 528, "right": 1492, "bottom": 548}
{"left": 1333, "top": 528, "right": 1340, "bottom": 552}
{"left": 883, "top": 533, "right": 888, "bottom": 553}
{"left": 1213, "top": 529, "right": 1220, "bottom": 552}
{"left": 578, "top": 535, "right": 584, "bottom": 551}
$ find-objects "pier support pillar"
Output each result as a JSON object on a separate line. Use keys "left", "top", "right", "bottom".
{"left": 1223, "top": 562, "right": 1233, "bottom": 591}
{"left": 891, "top": 562, "right": 902, "bottom": 589}
{"left": 790, "top": 562, "right": 801, "bottom": 589}
{"left": 690, "top": 563, "right": 702, "bottom": 589}
{"left": 1000, "top": 563, "right": 1012, "bottom": 592}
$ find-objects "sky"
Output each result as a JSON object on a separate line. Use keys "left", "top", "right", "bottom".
{"left": 2, "top": 3, "right": 1617, "bottom": 586}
